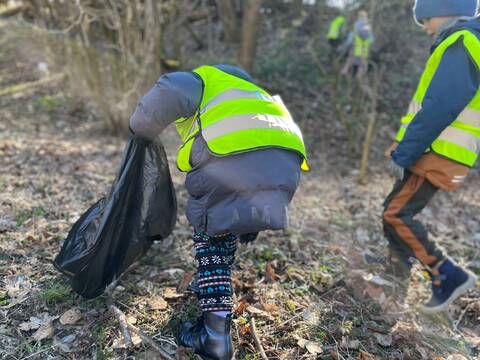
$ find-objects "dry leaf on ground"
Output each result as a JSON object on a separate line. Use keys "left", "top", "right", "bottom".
{"left": 359, "top": 350, "right": 380, "bottom": 360}
{"left": 246, "top": 305, "right": 274, "bottom": 321}
{"left": 19, "top": 313, "right": 58, "bottom": 331}
{"left": 341, "top": 337, "right": 360, "bottom": 350}
{"left": 33, "top": 321, "right": 54, "bottom": 341}
{"left": 262, "top": 302, "right": 280, "bottom": 315}
{"left": 163, "top": 287, "right": 184, "bottom": 299}
{"left": 364, "top": 283, "right": 386, "bottom": 304}
{"left": 363, "top": 273, "right": 393, "bottom": 287}
{"left": 177, "top": 271, "right": 194, "bottom": 293}
{"left": 112, "top": 332, "right": 142, "bottom": 349}
{"left": 446, "top": 355, "right": 469, "bottom": 360}
{"left": 53, "top": 334, "right": 76, "bottom": 353}
{"left": 297, "top": 337, "right": 323, "bottom": 354}
{"left": 148, "top": 296, "right": 168, "bottom": 310}
{"left": 374, "top": 333, "right": 392, "bottom": 347}
{"left": 306, "top": 341, "right": 323, "bottom": 355}
{"left": 234, "top": 300, "right": 248, "bottom": 316}
{"left": 265, "top": 261, "right": 280, "bottom": 282}
{"left": 59, "top": 308, "right": 82, "bottom": 325}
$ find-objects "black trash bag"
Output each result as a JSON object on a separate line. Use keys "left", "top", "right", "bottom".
{"left": 53, "top": 137, "right": 177, "bottom": 299}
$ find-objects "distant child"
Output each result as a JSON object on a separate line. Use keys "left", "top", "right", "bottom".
{"left": 341, "top": 10, "right": 374, "bottom": 77}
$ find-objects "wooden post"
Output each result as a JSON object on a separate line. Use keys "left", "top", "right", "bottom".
{"left": 238, "top": 0, "right": 262, "bottom": 73}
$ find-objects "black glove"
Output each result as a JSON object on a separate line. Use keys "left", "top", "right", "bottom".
{"left": 239, "top": 232, "right": 259, "bottom": 244}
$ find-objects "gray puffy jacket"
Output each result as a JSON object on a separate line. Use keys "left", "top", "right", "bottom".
{"left": 129, "top": 65, "right": 302, "bottom": 235}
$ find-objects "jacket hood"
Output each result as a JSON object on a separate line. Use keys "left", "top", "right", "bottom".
{"left": 213, "top": 64, "right": 254, "bottom": 83}
{"left": 434, "top": 17, "right": 480, "bottom": 48}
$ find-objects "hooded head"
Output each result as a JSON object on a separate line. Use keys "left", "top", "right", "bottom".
{"left": 414, "top": 0, "right": 479, "bottom": 24}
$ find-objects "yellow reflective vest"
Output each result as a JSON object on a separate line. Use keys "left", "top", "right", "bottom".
{"left": 354, "top": 35, "right": 371, "bottom": 59}
{"left": 175, "top": 66, "right": 308, "bottom": 172}
{"left": 396, "top": 30, "right": 480, "bottom": 167}
{"left": 327, "top": 16, "right": 345, "bottom": 40}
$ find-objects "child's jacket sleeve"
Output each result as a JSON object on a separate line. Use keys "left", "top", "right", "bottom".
{"left": 129, "top": 72, "right": 203, "bottom": 141}
{"left": 392, "top": 39, "right": 479, "bottom": 168}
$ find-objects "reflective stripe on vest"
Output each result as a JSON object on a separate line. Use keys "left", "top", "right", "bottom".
{"left": 201, "top": 89, "right": 274, "bottom": 114}
{"left": 395, "top": 30, "right": 480, "bottom": 167}
{"left": 354, "top": 35, "right": 371, "bottom": 58}
{"left": 201, "top": 113, "right": 304, "bottom": 142}
{"left": 327, "top": 16, "right": 345, "bottom": 40}
{"left": 175, "top": 65, "right": 308, "bottom": 172}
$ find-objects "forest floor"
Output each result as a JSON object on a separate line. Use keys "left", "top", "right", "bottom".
{"left": 0, "top": 21, "right": 479, "bottom": 360}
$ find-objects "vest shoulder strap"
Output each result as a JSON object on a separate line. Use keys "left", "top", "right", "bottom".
{"left": 434, "top": 30, "right": 480, "bottom": 69}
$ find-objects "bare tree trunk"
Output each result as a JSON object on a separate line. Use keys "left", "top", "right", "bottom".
{"left": 215, "top": 0, "right": 239, "bottom": 42}
{"left": 369, "top": 0, "right": 378, "bottom": 22}
{"left": 238, "top": 0, "right": 262, "bottom": 73}
{"left": 358, "top": 65, "right": 386, "bottom": 184}
{"left": 293, "top": 0, "right": 303, "bottom": 16}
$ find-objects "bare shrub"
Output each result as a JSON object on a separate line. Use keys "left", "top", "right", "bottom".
{"left": 26, "top": 0, "right": 185, "bottom": 135}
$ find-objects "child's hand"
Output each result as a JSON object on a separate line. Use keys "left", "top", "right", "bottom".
{"left": 384, "top": 142, "right": 398, "bottom": 158}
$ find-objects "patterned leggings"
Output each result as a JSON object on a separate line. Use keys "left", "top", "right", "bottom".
{"left": 193, "top": 232, "right": 238, "bottom": 313}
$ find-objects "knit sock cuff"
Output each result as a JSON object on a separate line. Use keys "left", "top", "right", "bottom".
{"left": 194, "top": 232, "right": 236, "bottom": 313}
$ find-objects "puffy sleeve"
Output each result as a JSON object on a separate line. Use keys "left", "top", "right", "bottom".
{"left": 129, "top": 71, "right": 203, "bottom": 141}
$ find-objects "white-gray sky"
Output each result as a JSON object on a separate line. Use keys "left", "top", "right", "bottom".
{"left": 326, "top": 0, "right": 346, "bottom": 9}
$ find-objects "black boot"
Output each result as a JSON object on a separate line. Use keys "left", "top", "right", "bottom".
{"left": 239, "top": 232, "right": 258, "bottom": 244}
{"left": 178, "top": 312, "right": 234, "bottom": 360}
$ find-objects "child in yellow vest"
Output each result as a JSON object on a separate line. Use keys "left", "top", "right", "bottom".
{"left": 130, "top": 64, "right": 307, "bottom": 359}
{"left": 384, "top": 0, "right": 479, "bottom": 314}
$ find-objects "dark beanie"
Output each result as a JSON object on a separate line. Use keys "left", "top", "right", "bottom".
{"left": 414, "top": 0, "right": 478, "bottom": 23}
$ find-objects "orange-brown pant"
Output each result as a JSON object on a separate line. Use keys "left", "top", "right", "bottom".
{"left": 383, "top": 170, "right": 445, "bottom": 267}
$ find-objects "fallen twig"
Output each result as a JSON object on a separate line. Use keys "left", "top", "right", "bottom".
{"left": 104, "top": 264, "right": 139, "bottom": 350}
{"left": 108, "top": 300, "right": 175, "bottom": 359}
{"left": 105, "top": 263, "right": 175, "bottom": 359}
{"left": 107, "top": 298, "right": 133, "bottom": 350}
{"left": 453, "top": 302, "right": 474, "bottom": 332}
{"left": 249, "top": 317, "right": 268, "bottom": 360}
{"left": 0, "top": 4, "right": 29, "bottom": 17}
{"left": 108, "top": 303, "right": 175, "bottom": 360}
{"left": 20, "top": 345, "right": 55, "bottom": 360}
{"left": 124, "top": 319, "right": 176, "bottom": 360}
{"left": 0, "top": 73, "right": 65, "bottom": 97}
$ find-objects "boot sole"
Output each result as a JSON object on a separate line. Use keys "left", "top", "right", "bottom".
{"left": 420, "top": 271, "right": 478, "bottom": 314}
{"left": 200, "top": 356, "right": 236, "bottom": 360}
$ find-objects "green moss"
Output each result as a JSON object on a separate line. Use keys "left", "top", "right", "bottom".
{"left": 330, "top": 212, "right": 354, "bottom": 230}
{"left": 33, "top": 206, "right": 46, "bottom": 217}
{"left": 238, "top": 316, "right": 248, "bottom": 325}
{"left": 40, "top": 282, "right": 72, "bottom": 304}
{"left": 15, "top": 210, "right": 30, "bottom": 226}
{"left": 285, "top": 299, "right": 297, "bottom": 312}
{"left": 36, "top": 95, "right": 64, "bottom": 112}
{"left": 260, "top": 248, "right": 274, "bottom": 261}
